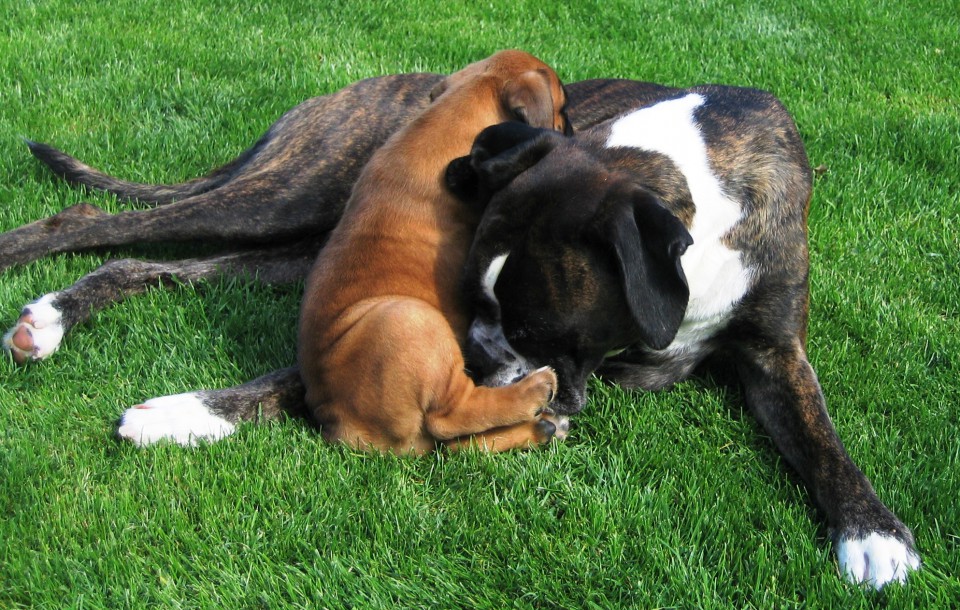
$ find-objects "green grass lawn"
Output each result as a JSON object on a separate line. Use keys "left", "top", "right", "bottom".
{"left": 1, "top": 0, "right": 958, "bottom": 607}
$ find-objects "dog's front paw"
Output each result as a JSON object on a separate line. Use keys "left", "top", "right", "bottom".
{"left": 835, "top": 531, "right": 920, "bottom": 589}
{"left": 117, "top": 393, "right": 236, "bottom": 447}
{"left": 3, "top": 293, "right": 65, "bottom": 364}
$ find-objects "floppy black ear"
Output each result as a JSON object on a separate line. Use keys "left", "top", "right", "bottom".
{"left": 445, "top": 122, "right": 563, "bottom": 210}
{"left": 605, "top": 188, "right": 693, "bottom": 350}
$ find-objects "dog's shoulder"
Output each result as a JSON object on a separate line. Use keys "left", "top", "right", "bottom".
{"left": 579, "top": 86, "right": 811, "bottom": 353}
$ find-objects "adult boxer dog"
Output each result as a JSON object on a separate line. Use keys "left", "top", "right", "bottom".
{"left": 1, "top": 68, "right": 917, "bottom": 585}
{"left": 296, "top": 50, "right": 569, "bottom": 453}
{"left": 446, "top": 93, "right": 920, "bottom": 587}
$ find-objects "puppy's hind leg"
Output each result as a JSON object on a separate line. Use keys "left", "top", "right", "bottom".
{"left": 3, "top": 240, "right": 318, "bottom": 364}
{"left": 117, "top": 367, "right": 306, "bottom": 447}
{"left": 303, "top": 299, "right": 558, "bottom": 453}
{"left": 426, "top": 365, "right": 559, "bottom": 449}
{"left": 444, "top": 412, "right": 570, "bottom": 452}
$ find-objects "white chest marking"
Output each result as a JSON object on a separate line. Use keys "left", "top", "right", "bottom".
{"left": 606, "top": 94, "right": 752, "bottom": 349}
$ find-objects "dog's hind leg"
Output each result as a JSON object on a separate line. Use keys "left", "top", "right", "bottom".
{"left": 3, "top": 240, "right": 318, "bottom": 364}
{"left": 0, "top": 174, "right": 332, "bottom": 272}
{"left": 116, "top": 366, "right": 306, "bottom": 447}
{"left": 4, "top": 73, "right": 443, "bottom": 271}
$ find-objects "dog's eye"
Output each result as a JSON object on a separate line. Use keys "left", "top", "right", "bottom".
{"left": 512, "top": 107, "right": 529, "bottom": 124}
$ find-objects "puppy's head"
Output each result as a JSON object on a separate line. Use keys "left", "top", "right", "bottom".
{"left": 430, "top": 50, "right": 572, "bottom": 135}
{"left": 449, "top": 124, "right": 693, "bottom": 414}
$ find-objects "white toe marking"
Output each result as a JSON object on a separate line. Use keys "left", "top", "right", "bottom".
{"left": 3, "top": 293, "right": 65, "bottom": 360}
{"left": 117, "top": 393, "right": 235, "bottom": 447}
{"left": 836, "top": 532, "right": 921, "bottom": 589}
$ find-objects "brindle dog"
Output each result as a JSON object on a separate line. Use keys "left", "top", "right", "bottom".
{"left": 1, "top": 71, "right": 918, "bottom": 588}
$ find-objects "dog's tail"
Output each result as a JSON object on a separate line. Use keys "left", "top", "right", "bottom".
{"left": 25, "top": 138, "right": 259, "bottom": 205}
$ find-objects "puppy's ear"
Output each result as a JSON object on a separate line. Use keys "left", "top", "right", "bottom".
{"left": 445, "top": 122, "right": 562, "bottom": 209}
{"left": 501, "top": 69, "right": 556, "bottom": 130}
{"left": 604, "top": 188, "right": 693, "bottom": 350}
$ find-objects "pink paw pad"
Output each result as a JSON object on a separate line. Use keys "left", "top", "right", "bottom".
{"left": 3, "top": 294, "right": 65, "bottom": 364}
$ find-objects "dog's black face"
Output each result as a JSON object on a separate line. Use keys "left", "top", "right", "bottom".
{"left": 448, "top": 123, "right": 693, "bottom": 414}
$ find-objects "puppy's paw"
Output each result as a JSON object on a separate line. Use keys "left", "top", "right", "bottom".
{"left": 3, "top": 293, "right": 65, "bottom": 364}
{"left": 540, "top": 410, "right": 570, "bottom": 442}
{"left": 530, "top": 409, "right": 571, "bottom": 445}
{"left": 518, "top": 365, "right": 558, "bottom": 417}
{"left": 835, "top": 531, "right": 920, "bottom": 589}
{"left": 117, "top": 393, "right": 235, "bottom": 447}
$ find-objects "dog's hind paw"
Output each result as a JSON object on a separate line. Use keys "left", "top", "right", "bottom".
{"left": 117, "top": 393, "right": 236, "bottom": 447}
{"left": 3, "top": 293, "right": 65, "bottom": 364}
{"left": 836, "top": 531, "right": 921, "bottom": 589}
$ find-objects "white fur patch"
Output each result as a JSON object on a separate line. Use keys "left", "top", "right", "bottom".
{"left": 482, "top": 253, "right": 510, "bottom": 302}
{"left": 2, "top": 293, "right": 65, "bottom": 361}
{"left": 117, "top": 393, "right": 235, "bottom": 447}
{"left": 606, "top": 94, "right": 752, "bottom": 350}
{"left": 467, "top": 316, "right": 533, "bottom": 386}
{"left": 836, "top": 532, "right": 921, "bottom": 589}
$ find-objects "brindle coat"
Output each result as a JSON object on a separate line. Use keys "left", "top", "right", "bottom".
{"left": 0, "top": 71, "right": 917, "bottom": 586}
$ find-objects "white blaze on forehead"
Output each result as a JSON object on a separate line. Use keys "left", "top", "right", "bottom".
{"left": 606, "top": 94, "right": 752, "bottom": 342}
{"left": 482, "top": 253, "right": 510, "bottom": 302}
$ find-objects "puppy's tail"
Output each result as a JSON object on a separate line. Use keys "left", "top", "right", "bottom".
{"left": 24, "top": 138, "right": 259, "bottom": 205}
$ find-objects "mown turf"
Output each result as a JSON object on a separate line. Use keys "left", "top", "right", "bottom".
{"left": 1, "top": 0, "right": 958, "bottom": 608}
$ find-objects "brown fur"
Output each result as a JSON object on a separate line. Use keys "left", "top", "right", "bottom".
{"left": 296, "top": 51, "right": 569, "bottom": 453}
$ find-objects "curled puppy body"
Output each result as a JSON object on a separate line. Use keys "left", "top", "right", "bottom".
{"left": 297, "top": 50, "right": 571, "bottom": 454}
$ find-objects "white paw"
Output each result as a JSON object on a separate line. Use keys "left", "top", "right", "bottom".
{"left": 3, "top": 293, "right": 65, "bottom": 363}
{"left": 117, "top": 393, "right": 236, "bottom": 447}
{"left": 836, "top": 532, "right": 921, "bottom": 589}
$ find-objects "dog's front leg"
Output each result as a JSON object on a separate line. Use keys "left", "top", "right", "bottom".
{"left": 735, "top": 342, "right": 920, "bottom": 588}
